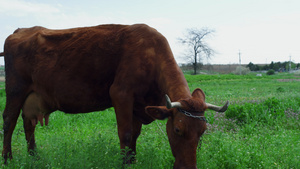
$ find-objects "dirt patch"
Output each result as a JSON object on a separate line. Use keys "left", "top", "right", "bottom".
{"left": 277, "top": 79, "right": 300, "bottom": 82}
{"left": 0, "top": 76, "right": 5, "bottom": 82}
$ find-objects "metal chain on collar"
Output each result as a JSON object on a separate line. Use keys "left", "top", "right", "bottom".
{"left": 177, "top": 108, "right": 207, "bottom": 122}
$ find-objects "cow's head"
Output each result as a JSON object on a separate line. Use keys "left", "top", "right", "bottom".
{"left": 145, "top": 88, "right": 228, "bottom": 169}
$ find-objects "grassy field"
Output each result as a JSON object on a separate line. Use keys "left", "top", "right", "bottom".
{"left": 0, "top": 72, "right": 299, "bottom": 168}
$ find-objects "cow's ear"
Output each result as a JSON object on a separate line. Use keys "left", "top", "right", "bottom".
{"left": 192, "top": 88, "right": 206, "bottom": 100}
{"left": 145, "top": 106, "right": 172, "bottom": 120}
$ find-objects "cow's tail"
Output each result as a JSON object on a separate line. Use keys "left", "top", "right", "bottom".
{"left": 0, "top": 52, "right": 4, "bottom": 57}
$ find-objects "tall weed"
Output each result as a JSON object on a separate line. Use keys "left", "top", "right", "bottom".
{"left": 225, "top": 97, "right": 300, "bottom": 127}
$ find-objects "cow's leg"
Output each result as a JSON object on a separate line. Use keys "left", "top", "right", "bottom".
{"left": 2, "top": 98, "right": 24, "bottom": 163}
{"left": 109, "top": 87, "right": 138, "bottom": 164}
{"left": 21, "top": 92, "right": 52, "bottom": 156}
{"left": 2, "top": 75, "right": 30, "bottom": 163}
{"left": 129, "top": 116, "right": 142, "bottom": 163}
{"left": 21, "top": 92, "right": 42, "bottom": 155}
{"left": 21, "top": 113, "right": 36, "bottom": 155}
{"left": 115, "top": 104, "right": 135, "bottom": 164}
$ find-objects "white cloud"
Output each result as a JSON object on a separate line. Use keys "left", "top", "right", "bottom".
{"left": 0, "top": 0, "right": 60, "bottom": 17}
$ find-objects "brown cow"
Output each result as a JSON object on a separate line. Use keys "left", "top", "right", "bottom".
{"left": 1, "top": 24, "right": 228, "bottom": 169}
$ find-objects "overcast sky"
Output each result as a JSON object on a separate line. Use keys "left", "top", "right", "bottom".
{"left": 0, "top": 0, "right": 299, "bottom": 65}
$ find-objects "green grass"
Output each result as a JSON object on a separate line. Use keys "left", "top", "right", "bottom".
{"left": 0, "top": 72, "right": 299, "bottom": 168}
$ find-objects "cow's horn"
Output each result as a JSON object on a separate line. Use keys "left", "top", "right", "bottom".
{"left": 206, "top": 101, "right": 229, "bottom": 112}
{"left": 165, "top": 95, "right": 182, "bottom": 109}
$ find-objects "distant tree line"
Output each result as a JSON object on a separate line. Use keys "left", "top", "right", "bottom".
{"left": 247, "top": 61, "right": 300, "bottom": 72}
{"left": 180, "top": 63, "right": 204, "bottom": 74}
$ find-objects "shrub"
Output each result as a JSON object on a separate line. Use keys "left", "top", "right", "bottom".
{"left": 225, "top": 104, "right": 248, "bottom": 124}
{"left": 264, "top": 97, "right": 285, "bottom": 117}
{"left": 225, "top": 97, "right": 297, "bottom": 126}
{"left": 294, "top": 70, "right": 300, "bottom": 75}
{"left": 267, "top": 69, "right": 275, "bottom": 75}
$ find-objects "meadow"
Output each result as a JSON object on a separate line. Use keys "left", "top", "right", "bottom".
{"left": 0, "top": 72, "right": 299, "bottom": 169}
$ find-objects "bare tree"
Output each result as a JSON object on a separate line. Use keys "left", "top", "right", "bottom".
{"left": 178, "top": 28, "right": 215, "bottom": 74}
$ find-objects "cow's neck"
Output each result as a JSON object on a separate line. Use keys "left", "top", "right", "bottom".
{"left": 158, "top": 58, "right": 191, "bottom": 102}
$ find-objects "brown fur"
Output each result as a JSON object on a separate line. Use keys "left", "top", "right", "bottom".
{"left": 2, "top": 24, "right": 208, "bottom": 169}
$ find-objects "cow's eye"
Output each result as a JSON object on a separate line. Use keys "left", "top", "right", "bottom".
{"left": 174, "top": 127, "right": 183, "bottom": 136}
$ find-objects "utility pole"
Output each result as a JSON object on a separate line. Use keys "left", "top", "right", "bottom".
{"left": 239, "top": 50, "right": 241, "bottom": 75}
{"left": 289, "top": 55, "right": 292, "bottom": 72}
